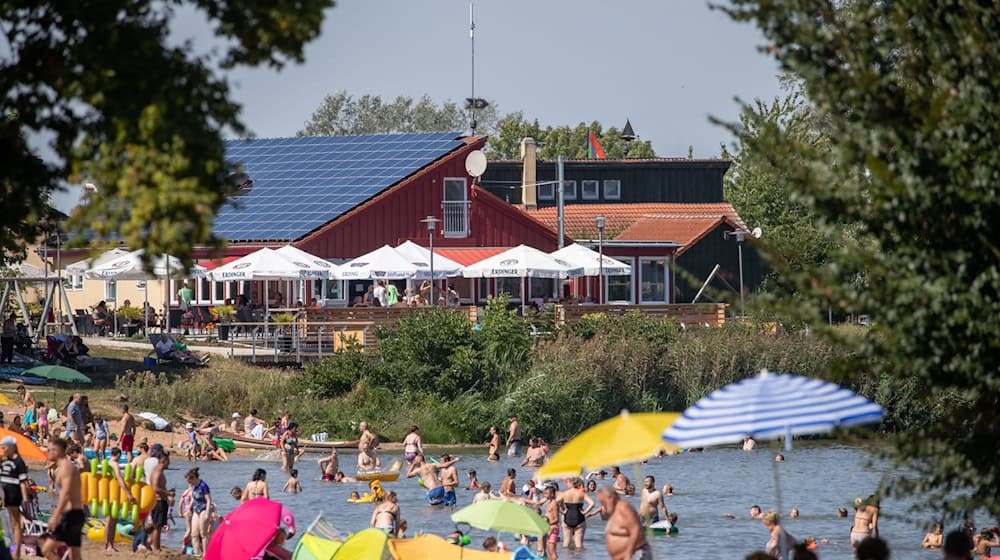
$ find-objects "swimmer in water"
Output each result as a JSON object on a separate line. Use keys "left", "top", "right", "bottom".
{"left": 282, "top": 469, "right": 302, "bottom": 494}
{"left": 466, "top": 469, "right": 480, "bottom": 490}
{"left": 921, "top": 522, "right": 943, "bottom": 549}
{"left": 317, "top": 449, "right": 338, "bottom": 481}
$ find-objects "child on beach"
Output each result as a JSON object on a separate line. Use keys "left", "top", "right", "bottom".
{"left": 282, "top": 469, "right": 302, "bottom": 494}
{"left": 93, "top": 415, "right": 110, "bottom": 459}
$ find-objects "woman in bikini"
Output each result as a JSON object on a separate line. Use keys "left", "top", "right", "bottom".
{"left": 242, "top": 469, "right": 269, "bottom": 502}
{"left": 561, "top": 478, "right": 595, "bottom": 551}
{"left": 281, "top": 424, "right": 302, "bottom": 471}
{"left": 850, "top": 497, "right": 877, "bottom": 549}
{"left": 402, "top": 426, "right": 423, "bottom": 464}
{"left": 370, "top": 491, "right": 401, "bottom": 534}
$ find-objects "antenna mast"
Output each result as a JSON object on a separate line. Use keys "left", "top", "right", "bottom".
{"left": 470, "top": 1, "right": 476, "bottom": 135}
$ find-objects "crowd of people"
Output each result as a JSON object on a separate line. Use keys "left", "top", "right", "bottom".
{"left": 0, "top": 394, "right": 996, "bottom": 560}
{"left": 351, "top": 280, "right": 463, "bottom": 308}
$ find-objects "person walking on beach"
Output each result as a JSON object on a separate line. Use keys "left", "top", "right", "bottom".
{"left": 64, "top": 393, "right": 84, "bottom": 447}
{"left": 42, "top": 437, "right": 85, "bottom": 560}
{"left": 185, "top": 468, "right": 212, "bottom": 555}
{"left": 1, "top": 437, "right": 30, "bottom": 559}
{"left": 596, "top": 486, "right": 651, "bottom": 560}
{"left": 371, "top": 491, "right": 401, "bottom": 533}
{"left": 119, "top": 405, "right": 135, "bottom": 457}
{"left": 103, "top": 448, "right": 136, "bottom": 552}
{"left": 506, "top": 415, "right": 522, "bottom": 457}
{"left": 402, "top": 426, "right": 423, "bottom": 463}
{"left": 318, "top": 449, "right": 339, "bottom": 481}
{"left": 148, "top": 452, "right": 171, "bottom": 551}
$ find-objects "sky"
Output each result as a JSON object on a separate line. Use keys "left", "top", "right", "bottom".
{"left": 52, "top": 0, "right": 783, "bottom": 211}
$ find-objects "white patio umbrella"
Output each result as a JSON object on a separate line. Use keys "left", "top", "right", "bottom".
{"left": 394, "top": 240, "right": 463, "bottom": 279}
{"left": 276, "top": 245, "right": 336, "bottom": 305}
{"left": 332, "top": 245, "right": 421, "bottom": 280}
{"left": 84, "top": 249, "right": 207, "bottom": 333}
{"left": 462, "top": 245, "right": 584, "bottom": 312}
{"left": 208, "top": 247, "right": 330, "bottom": 311}
{"left": 65, "top": 247, "right": 131, "bottom": 275}
{"left": 550, "top": 243, "right": 632, "bottom": 276}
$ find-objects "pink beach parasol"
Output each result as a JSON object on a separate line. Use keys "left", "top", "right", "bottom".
{"left": 204, "top": 498, "right": 296, "bottom": 560}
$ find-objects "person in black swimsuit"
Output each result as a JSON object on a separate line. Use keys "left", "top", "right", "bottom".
{"left": 561, "top": 477, "right": 596, "bottom": 551}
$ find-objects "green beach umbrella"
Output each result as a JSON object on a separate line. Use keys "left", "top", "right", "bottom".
{"left": 24, "top": 365, "right": 92, "bottom": 384}
{"left": 451, "top": 500, "right": 550, "bottom": 537}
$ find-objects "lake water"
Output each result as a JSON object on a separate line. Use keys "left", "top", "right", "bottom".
{"left": 31, "top": 444, "right": 949, "bottom": 559}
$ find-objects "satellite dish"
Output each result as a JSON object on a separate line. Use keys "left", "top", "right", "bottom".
{"left": 752, "top": 227, "right": 763, "bottom": 239}
{"left": 465, "top": 150, "right": 488, "bottom": 178}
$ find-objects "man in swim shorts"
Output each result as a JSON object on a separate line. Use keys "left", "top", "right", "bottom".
{"left": 406, "top": 454, "right": 460, "bottom": 506}
{"left": 318, "top": 449, "right": 338, "bottom": 481}
{"left": 439, "top": 455, "right": 460, "bottom": 507}
{"left": 506, "top": 415, "right": 522, "bottom": 457}
{"left": 119, "top": 405, "right": 135, "bottom": 457}
{"left": 542, "top": 485, "right": 560, "bottom": 560}
{"left": 639, "top": 476, "right": 668, "bottom": 525}
{"left": 42, "top": 437, "right": 85, "bottom": 560}
{"left": 597, "top": 486, "right": 651, "bottom": 560}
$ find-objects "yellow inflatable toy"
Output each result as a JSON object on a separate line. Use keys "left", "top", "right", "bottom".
{"left": 355, "top": 459, "right": 403, "bottom": 482}
{"left": 347, "top": 480, "right": 384, "bottom": 503}
{"left": 86, "top": 521, "right": 133, "bottom": 544}
{"left": 80, "top": 459, "right": 155, "bottom": 524}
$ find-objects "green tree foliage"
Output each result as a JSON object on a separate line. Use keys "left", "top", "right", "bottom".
{"left": 0, "top": 1, "right": 331, "bottom": 268}
{"left": 723, "top": 0, "right": 1000, "bottom": 516}
{"left": 722, "top": 85, "right": 844, "bottom": 293}
{"left": 298, "top": 91, "right": 500, "bottom": 137}
{"left": 488, "top": 115, "right": 657, "bottom": 160}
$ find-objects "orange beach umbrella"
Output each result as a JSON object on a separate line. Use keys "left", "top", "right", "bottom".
{"left": 0, "top": 427, "right": 48, "bottom": 462}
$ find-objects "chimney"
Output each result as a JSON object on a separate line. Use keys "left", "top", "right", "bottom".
{"left": 520, "top": 137, "right": 537, "bottom": 209}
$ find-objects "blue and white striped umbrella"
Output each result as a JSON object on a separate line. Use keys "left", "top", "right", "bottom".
{"left": 663, "top": 369, "right": 884, "bottom": 449}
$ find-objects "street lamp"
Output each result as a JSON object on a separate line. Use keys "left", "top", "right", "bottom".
{"left": 595, "top": 215, "right": 606, "bottom": 304}
{"left": 724, "top": 226, "right": 762, "bottom": 319}
{"left": 420, "top": 216, "right": 441, "bottom": 305}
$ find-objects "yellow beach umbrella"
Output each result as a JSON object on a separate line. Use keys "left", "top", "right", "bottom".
{"left": 536, "top": 411, "right": 681, "bottom": 481}
{"left": 389, "top": 534, "right": 511, "bottom": 560}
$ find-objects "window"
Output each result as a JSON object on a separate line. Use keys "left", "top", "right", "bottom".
{"left": 563, "top": 180, "right": 577, "bottom": 200}
{"left": 639, "top": 257, "right": 668, "bottom": 303}
{"left": 105, "top": 280, "right": 117, "bottom": 303}
{"left": 478, "top": 278, "right": 489, "bottom": 302}
{"left": 214, "top": 281, "right": 226, "bottom": 302}
{"left": 582, "top": 180, "right": 600, "bottom": 200}
{"left": 65, "top": 272, "right": 83, "bottom": 291}
{"left": 321, "top": 279, "right": 343, "bottom": 302}
{"left": 443, "top": 177, "right": 469, "bottom": 237}
{"left": 538, "top": 182, "right": 554, "bottom": 200}
{"left": 528, "top": 278, "right": 556, "bottom": 301}
{"left": 604, "top": 179, "right": 621, "bottom": 200}
{"left": 606, "top": 257, "right": 634, "bottom": 303}
{"left": 496, "top": 277, "right": 522, "bottom": 300}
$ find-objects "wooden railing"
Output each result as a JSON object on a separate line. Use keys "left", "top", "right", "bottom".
{"left": 227, "top": 321, "right": 375, "bottom": 363}
{"left": 554, "top": 304, "right": 727, "bottom": 327}
{"left": 304, "top": 306, "right": 479, "bottom": 326}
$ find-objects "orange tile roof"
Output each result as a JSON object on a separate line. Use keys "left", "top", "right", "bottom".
{"left": 617, "top": 216, "right": 738, "bottom": 255}
{"left": 434, "top": 247, "right": 510, "bottom": 266}
{"left": 522, "top": 203, "right": 745, "bottom": 240}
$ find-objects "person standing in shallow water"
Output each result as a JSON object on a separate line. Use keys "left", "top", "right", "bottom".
{"left": 506, "top": 415, "right": 522, "bottom": 457}
{"left": 597, "top": 486, "right": 651, "bottom": 560}
{"left": 402, "top": 426, "right": 423, "bottom": 464}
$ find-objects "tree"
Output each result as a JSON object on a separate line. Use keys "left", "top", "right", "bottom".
{"left": 723, "top": 0, "right": 1000, "bottom": 517}
{"left": 487, "top": 114, "right": 656, "bottom": 160}
{"left": 1, "top": 1, "right": 332, "bottom": 268}
{"left": 298, "top": 91, "right": 500, "bottom": 137}
{"left": 722, "top": 83, "right": 843, "bottom": 293}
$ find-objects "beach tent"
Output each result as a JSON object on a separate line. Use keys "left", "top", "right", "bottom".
{"left": 292, "top": 534, "right": 341, "bottom": 560}
{"left": 330, "top": 528, "right": 390, "bottom": 560}
{"left": 462, "top": 245, "right": 583, "bottom": 312}
{"left": 550, "top": 243, "right": 632, "bottom": 276}
{"left": 389, "top": 534, "right": 512, "bottom": 560}
{"left": 333, "top": 245, "right": 421, "bottom": 280}
{"left": 393, "top": 240, "right": 463, "bottom": 278}
{"left": 84, "top": 249, "right": 207, "bottom": 333}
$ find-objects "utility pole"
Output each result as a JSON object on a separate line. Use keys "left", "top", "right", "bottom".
{"left": 557, "top": 156, "right": 565, "bottom": 248}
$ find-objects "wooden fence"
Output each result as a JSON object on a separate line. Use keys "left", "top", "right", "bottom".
{"left": 554, "top": 304, "right": 727, "bottom": 327}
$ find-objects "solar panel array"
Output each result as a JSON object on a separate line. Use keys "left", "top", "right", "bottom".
{"left": 213, "top": 132, "right": 465, "bottom": 241}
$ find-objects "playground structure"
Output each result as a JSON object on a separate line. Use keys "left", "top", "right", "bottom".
{"left": 0, "top": 276, "right": 78, "bottom": 342}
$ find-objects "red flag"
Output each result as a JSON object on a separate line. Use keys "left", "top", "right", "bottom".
{"left": 588, "top": 129, "right": 607, "bottom": 159}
